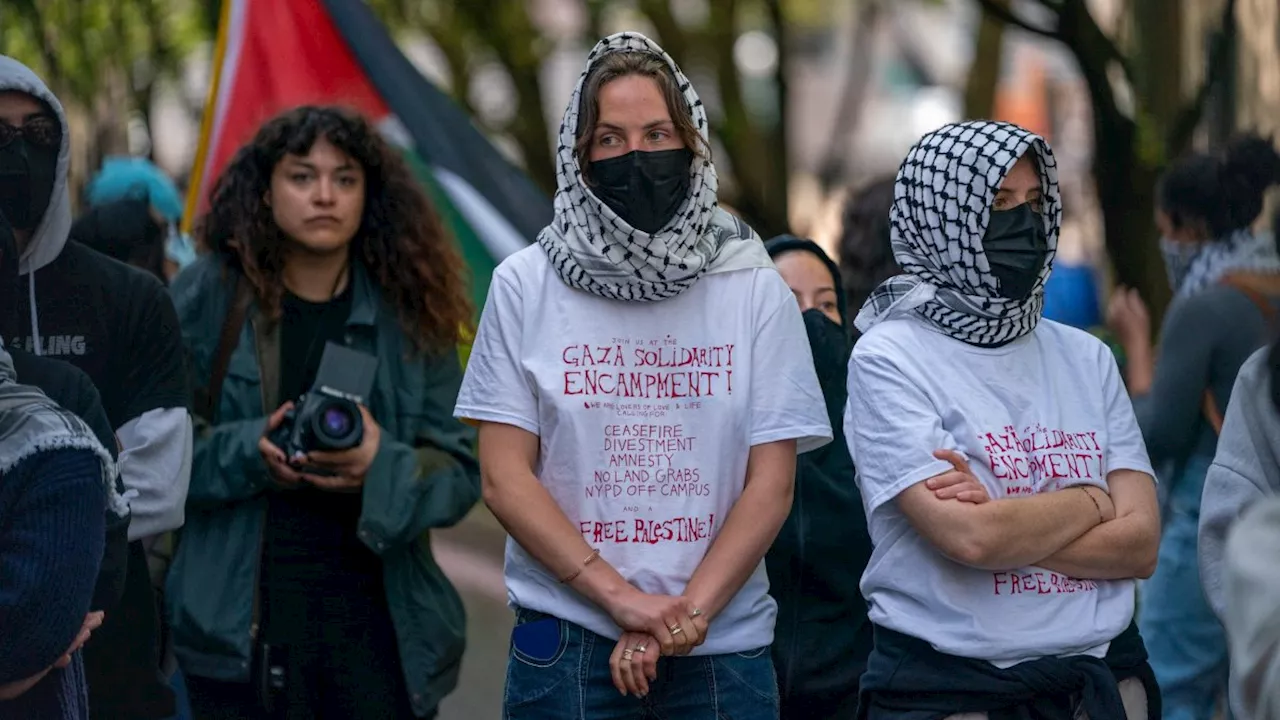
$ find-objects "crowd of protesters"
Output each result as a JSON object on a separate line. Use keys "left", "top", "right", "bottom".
{"left": 3, "top": 27, "right": 1280, "bottom": 720}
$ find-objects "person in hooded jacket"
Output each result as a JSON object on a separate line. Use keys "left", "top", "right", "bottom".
{"left": 1204, "top": 338, "right": 1280, "bottom": 720}
{"left": 1, "top": 204, "right": 130, "bottom": 619}
{"left": 0, "top": 55, "right": 193, "bottom": 719}
{"left": 847, "top": 120, "right": 1162, "bottom": 719}
{"left": 763, "top": 235, "right": 872, "bottom": 719}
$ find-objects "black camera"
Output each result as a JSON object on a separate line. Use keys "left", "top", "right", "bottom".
{"left": 269, "top": 342, "right": 379, "bottom": 461}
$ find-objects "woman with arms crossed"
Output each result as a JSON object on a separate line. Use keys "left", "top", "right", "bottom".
{"left": 848, "top": 121, "right": 1162, "bottom": 718}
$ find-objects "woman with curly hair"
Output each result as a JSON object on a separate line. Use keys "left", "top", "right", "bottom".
{"left": 165, "top": 105, "right": 480, "bottom": 719}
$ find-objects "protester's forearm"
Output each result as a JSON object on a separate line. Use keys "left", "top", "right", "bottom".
{"left": 1123, "top": 341, "right": 1155, "bottom": 395}
{"left": 684, "top": 467, "right": 793, "bottom": 622}
{"left": 1037, "top": 513, "right": 1159, "bottom": 579}
{"left": 0, "top": 668, "right": 53, "bottom": 701}
{"left": 483, "top": 470, "right": 632, "bottom": 612}
{"left": 962, "top": 489, "right": 1102, "bottom": 570}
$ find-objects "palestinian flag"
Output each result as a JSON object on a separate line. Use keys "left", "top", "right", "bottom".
{"left": 183, "top": 0, "right": 550, "bottom": 319}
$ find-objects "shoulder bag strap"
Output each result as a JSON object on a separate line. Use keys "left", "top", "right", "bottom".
{"left": 194, "top": 274, "right": 254, "bottom": 423}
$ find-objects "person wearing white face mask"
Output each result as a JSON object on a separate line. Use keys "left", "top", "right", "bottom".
{"left": 1107, "top": 134, "right": 1280, "bottom": 720}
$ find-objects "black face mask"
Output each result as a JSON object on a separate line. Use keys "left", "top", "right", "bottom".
{"left": 982, "top": 203, "right": 1049, "bottom": 300}
{"left": 586, "top": 148, "right": 694, "bottom": 234}
{"left": 0, "top": 135, "right": 59, "bottom": 233}
{"left": 0, "top": 210, "right": 17, "bottom": 339}
{"left": 802, "top": 307, "right": 851, "bottom": 408}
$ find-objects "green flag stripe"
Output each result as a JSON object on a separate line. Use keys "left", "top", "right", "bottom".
{"left": 399, "top": 148, "right": 498, "bottom": 315}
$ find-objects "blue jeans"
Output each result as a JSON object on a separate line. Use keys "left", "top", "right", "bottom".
{"left": 1138, "top": 455, "right": 1230, "bottom": 720}
{"left": 504, "top": 608, "right": 779, "bottom": 720}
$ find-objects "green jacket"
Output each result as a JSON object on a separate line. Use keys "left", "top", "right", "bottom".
{"left": 165, "top": 256, "right": 480, "bottom": 717}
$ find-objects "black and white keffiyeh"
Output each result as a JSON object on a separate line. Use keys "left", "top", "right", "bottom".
{"left": 538, "top": 32, "right": 772, "bottom": 302}
{"left": 0, "top": 341, "right": 126, "bottom": 518}
{"left": 1170, "top": 228, "right": 1280, "bottom": 299}
{"left": 854, "top": 121, "right": 1062, "bottom": 346}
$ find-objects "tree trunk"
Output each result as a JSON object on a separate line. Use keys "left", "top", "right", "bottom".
{"left": 457, "top": 1, "right": 556, "bottom": 194}
{"left": 965, "top": 0, "right": 1008, "bottom": 119}
{"left": 1058, "top": 1, "right": 1172, "bottom": 323}
{"left": 818, "top": 0, "right": 882, "bottom": 191}
{"left": 1130, "top": 0, "right": 1184, "bottom": 144}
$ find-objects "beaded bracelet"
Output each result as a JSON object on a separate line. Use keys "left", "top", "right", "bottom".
{"left": 560, "top": 548, "right": 601, "bottom": 584}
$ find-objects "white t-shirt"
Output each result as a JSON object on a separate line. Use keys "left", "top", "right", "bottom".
{"left": 845, "top": 316, "right": 1154, "bottom": 667}
{"left": 454, "top": 246, "right": 832, "bottom": 655}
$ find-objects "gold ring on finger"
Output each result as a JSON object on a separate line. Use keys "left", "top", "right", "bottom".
{"left": 690, "top": 608, "right": 703, "bottom": 618}
{"left": 670, "top": 625, "right": 684, "bottom": 635}
{"left": 634, "top": 644, "right": 647, "bottom": 653}
{"left": 622, "top": 649, "right": 634, "bottom": 660}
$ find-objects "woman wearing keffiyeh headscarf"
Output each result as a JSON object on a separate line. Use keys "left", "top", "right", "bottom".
{"left": 846, "top": 120, "right": 1162, "bottom": 719}
{"left": 454, "top": 32, "right": 831, "bottom": 718}
{"left": 1113, "top": 135, "right": 1280, "bottom": 720}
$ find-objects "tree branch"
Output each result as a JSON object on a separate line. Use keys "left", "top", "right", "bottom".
{"left": 1057, "top": 0, "right": 1136, "bottom": 90}
{"left": 1167, "top": 0, "right": 1236, "bottom": 155}
{"left": 973, "top": 0, "right": 1061, "bottom": 39}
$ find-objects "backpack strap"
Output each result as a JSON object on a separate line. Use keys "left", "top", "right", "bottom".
{"left": 1202, "top": 276, "right": 1279, "bottom": 435}
{"left": 192, "top": 274, "right": 254, "bottom": 423}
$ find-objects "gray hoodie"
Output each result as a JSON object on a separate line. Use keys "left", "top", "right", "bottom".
{"left": 0, "top": 56, "right": 191, "bottom": 540}
{"left": 1199, "top": 345, "right": 1280, "bottom": 617}
{"left": 1223, "top": 496, "right": 1280, "bottom": 719}
{"left": 0, "top": 56, "right": 73, "bottom": 277}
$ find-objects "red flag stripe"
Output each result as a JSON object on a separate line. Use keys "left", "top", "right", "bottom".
{"left": 185, "top": 0, "right": 392, "bottom": 222}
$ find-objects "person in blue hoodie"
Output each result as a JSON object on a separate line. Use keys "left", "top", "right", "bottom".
{"left": 764, "top": 235, "right": 873, "bottom": 719}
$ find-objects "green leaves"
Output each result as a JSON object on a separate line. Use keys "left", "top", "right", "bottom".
{"left": 0, "top": 0, "right": 206, "bottom": 108}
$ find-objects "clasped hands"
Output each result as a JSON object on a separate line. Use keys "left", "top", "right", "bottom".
{"left": 257, "top": 401, "right": 381, "bottom": 493}
{"left": 605, "top": 588, "right": 708, "bottom": 698}
{"left": 927, "top": 449, "right": 1116, "bottom": 520}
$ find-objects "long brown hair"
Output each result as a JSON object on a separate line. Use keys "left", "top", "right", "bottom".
{"left": 200, "top": 106, "right": 472, "bottom": 351}
{"left": 572, "top": 51, "right": 709, "bottom": 171}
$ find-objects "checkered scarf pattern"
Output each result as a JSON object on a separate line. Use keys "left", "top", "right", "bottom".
{"left": 854, "top": 121, "right": 1062, "bottom": 346}
{"left": 538, "top": 32, "right": 761, "bottom": 302}
{"left": 1173, "top": 228, "right": 1280, "bottom": 299}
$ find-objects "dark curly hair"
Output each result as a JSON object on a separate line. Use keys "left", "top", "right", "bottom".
{"left": 838, "top": 176, "right": 899, "bottom": 314}
{"left": 199, "top": 105, "right": 472, "bottom": 351}
{"left": 1159, "top": 133, "right": 1280, "bottom": 239}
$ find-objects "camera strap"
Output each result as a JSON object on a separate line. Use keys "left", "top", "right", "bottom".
{"left": 195, "top": 273, "right": 255, "bottom": 423}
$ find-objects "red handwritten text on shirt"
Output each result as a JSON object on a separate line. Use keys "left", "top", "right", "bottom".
{"left": 561, "top": 343, "right": 735, "bottom": 398}
{"left": 993, "top": 570, "right": 1098, "bottom": 596}
{"left": 981, "top": 423, "right": 1105, "bottom": 486}
{"left": 579, "top": 514, "right": 717, "bottom": 545}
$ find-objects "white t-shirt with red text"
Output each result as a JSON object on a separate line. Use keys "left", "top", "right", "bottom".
{"left": 454, "top": 245, "right": 831, "bottom": 655}
{"left": 844, "top": 315, "right": 1154, "bottom": 667}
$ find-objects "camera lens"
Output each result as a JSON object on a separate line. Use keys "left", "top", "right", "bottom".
{"left": 308, "top": 397, "right": 363, "bottom": 451}
{"left": 322, "top": 407, "right": 353, "bottom": 437}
